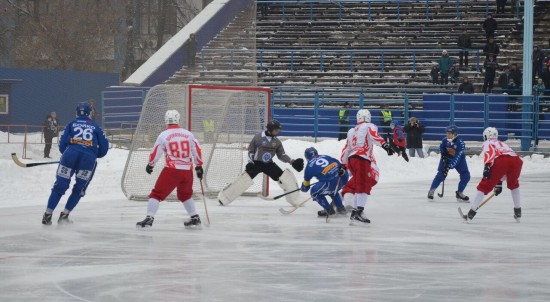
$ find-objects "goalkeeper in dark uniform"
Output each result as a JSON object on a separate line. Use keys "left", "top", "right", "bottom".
{"left": 218, "top": 120, "right": 304, "bottom": 206}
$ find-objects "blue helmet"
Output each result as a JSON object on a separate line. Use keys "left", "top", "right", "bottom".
{"left": 76, "top": 102, "right": 91, "bottom": 117}
{"left": 304, "top": 147, "right": 318, "bottom": 161}
{"left": 390, "top": 120, "right": 401, "bottom": 127}
{"left": 446, "top": 125, "right": 458, "bottom": 136}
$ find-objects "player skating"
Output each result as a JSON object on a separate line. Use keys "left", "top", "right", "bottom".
{"left": 300, "top": 147, "right": 349, "bottom": 217}
{"left": 459, "top": 127, "right": 523, "bottom": 222}
{"left": 389, "top": 120, "right": 409, "bottom": 162}
{"left": 136, "top": 110, "right": 204, "bottom": 229}
{"left": 340, "top": 109, "right": 394, "bottom": 225}
{"left": 218, "top": 120, "right": 304, "bottom": 206}
{"left": 42, "top": 102, "right": 109, "bottom": 225}
{"left": 428, "top": 125, "right": 471, "bottom": 202}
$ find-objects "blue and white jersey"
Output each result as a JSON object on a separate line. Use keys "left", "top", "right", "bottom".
{"left": 304, "top": 155, "right": 341, "bottom": 183}
{"left": 59, "top": 117, "right": 109, "bottom": 158}
{"left": 439, "top": 136, "right": 466, "bottom": 168}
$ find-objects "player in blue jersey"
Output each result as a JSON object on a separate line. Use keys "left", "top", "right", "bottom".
{"left": 428, "top": 125, "right": 470, "bottom": 202}
{"left": 42, "top": 102, "right": 109, "bottom": 225}
{"left": 300, "top": 147, "right": 349, "bottom": 217}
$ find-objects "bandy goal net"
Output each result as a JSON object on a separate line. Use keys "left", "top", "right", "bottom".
{"left": 121, "top": 84, "right": 270, "bottom": 200}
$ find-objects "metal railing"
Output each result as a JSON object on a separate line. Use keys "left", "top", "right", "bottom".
{"left": 256, "top": 0, "right": 522, "bottom": 21}
{"left": 269, "top": 90, "right": 549, "bottom": 151}
{"left": 201, "top": 48, "right": 484, "bottom": 74}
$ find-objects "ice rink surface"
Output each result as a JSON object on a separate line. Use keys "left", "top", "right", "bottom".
{"left": 1, "top": 173, "right": 549, "bottom": 302}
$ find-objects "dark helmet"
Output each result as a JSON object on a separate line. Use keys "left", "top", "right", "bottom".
{"left": 446, "top": 125, "right": 458, "bottom": 136}
{"left": 304, "top": 147, "right": 319, "bottom": 161}
{"left": 266, "top": 119, "right": 282, "bottom": 133}
{"left": 76, "top": 102, "right": 92, "bottom": 117}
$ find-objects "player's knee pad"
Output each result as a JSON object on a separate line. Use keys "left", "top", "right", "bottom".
{"left": 277, "top": 169, "right": 300, "bottom": 206}
{"left": 217, "top": 172, "right": 254, "bottom": 206}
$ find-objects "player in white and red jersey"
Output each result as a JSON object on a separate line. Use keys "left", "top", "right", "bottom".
{"left": 340, "top": 109, "right": 394, "bottom": 225}
{"left": 136, "top": 110, "right": 204, "bottom": 229}
{"left": 461, "top": 127, "right": 523, "bottom": 222}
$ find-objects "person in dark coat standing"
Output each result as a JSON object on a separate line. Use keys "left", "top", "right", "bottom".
{"left": 496, "top": 0, "right": 508, "bottom": 14}
{"left": 338, "top": 102, "right": 351, "bottom": 141}
{"left": 498, "top": 66, "right": 511, "bottom": 89}
{"left": 510, "top": 63, "right": 522, "bottom": 86}
{"left": 483, "top": 37, "right": 500, "bottom": 59}
{"left": 457, "top": 29, "right": 472, "bottom": 67}
{"left": 458, "top": 77, "right": 475, "bottom": 94}
{"left": 533, "top": 46, "right": 545, "bottom": 80}
{"left": 43, "top": 112, "right": 60, "bottom": 158}
{"left": 187, "top": 33, "right": 197, "bottom": 67}
{"left": 439, "top": 50, "right": 452, "bottom": 85}
{"left": 402, "top": 117, "right": 425, "bottom": 158}
{"left": 482, "top": 14, "right": 498, "bottom": 39}
{"left": 483, "top": 56, "right": 499, "bottom": 93}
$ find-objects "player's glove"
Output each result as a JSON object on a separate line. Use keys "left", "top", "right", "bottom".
{"left": 483, "top": 164, "right": 491, "bottom": 179}
{"left": 146, "top": 164, "right": 154, "bottom": 175}
{"left": 494, "top": 182, "right": 503, "bottom": 196}
{"left": 381, "top": 143, "right": 394, "bottom": 156}
{"left": 300, "top": 183, "right": 310, "bottom": 193}
{"left": 245, "top": 162, "right": 255, "bottom": 173}
{"left": 291, "top": 158, "right": 304, "bottom": 172}
{"left": 195, "top": 166, "right": 204, "bottom": 180}
{"left": 338, "top": 165, "right": 347, "bottom": 177}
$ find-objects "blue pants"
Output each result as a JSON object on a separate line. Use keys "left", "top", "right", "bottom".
{"left": 430, "top": 158, "right": 470, "bottom": 192}
{"left": 47, "top": 148, "right": 97, "bottom": 213}
{"left": 310, "top": 172, "right": 349, "bottom": 210}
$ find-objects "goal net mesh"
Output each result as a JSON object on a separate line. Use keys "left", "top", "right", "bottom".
{"left": 121, "top": 84, "right": 270, "bottom": 200}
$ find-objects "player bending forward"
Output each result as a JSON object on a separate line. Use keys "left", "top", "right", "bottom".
{"left": 42, "top": 102, "right": 109, "bottom": 225}
{"left": 136, "top": 110, "right": 204, "bottom": 229}
{"left": 301, "top": 147, "right": 349, "bottom": 217}
{"left": 428, "top": 125, "right": 471, "bottom": 202}
{"left": 341, "top": 109, "right": 394, "bottom": 225}
{"left": 461, "top": 127, "right": 523, "bottom": 222}
{"left": 218, "top": 120, "right": 304, "bottom": 206}
{"left": 389, "top": 120, "right": 409, "bottom": 162}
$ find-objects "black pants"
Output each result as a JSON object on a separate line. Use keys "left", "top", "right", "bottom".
{"left": 44, "top": 133, "right": 53, "bottom": 157}
{"left": 459, "top": 51, "right": 469, "bottom": 67}
{"left": 246, "top": 161, "right": 283, "bottom": 181}
{"left": 440, "top": 72, "right": 449, "bottom": 85}
{"left": 496, "top": 0, "right": 507, "bottom": 13}
{"left": 338, "top": 122, "right": 349, "bottom": 141}
{"left": 483, "top": 73, "right": 496, "bottom": 93}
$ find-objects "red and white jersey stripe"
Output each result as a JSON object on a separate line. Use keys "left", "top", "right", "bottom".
{"left": 340, "top": 122, "right": 386, "bottom": 164}
{"left": 482, "top": 139, "right": 517, "bottom": 165}
{"left": 149, "top": 125, "right": 203, "bottom": 170}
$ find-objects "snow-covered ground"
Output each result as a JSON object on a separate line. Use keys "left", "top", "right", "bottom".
{"left": 1, "top": 136, "right": 550, "bottom": 301}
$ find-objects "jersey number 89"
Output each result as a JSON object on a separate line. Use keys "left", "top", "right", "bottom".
{"left": 169, "top": 141, "right": 190, "bottom": 158}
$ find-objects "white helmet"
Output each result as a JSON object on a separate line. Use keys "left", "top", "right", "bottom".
{"left": 483, "top": 127, "right": 498, "bottom": 141}
{"left": 356, "top": 109, "right": 371, "bottom": 123}
{"left": 165, "top": 110, "right": 181, "bottom": 125}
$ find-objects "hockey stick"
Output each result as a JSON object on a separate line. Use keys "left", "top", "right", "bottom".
{"left": 199, "top": 180, "right": 211, "bottom": 226}
{"left": 279, "top": 197, "right": 313, "bottom": 215}
{"left": 11, "top": 153, "right": 59, "bottom": 168}
{"left": 458, "top": 192, "right": 496, "bottom": 220}
{"left": 261, "top": 182, "right": 318, "bottom": 201}
{"left": 438, "top": 178, "right": 445, "bottom": 198}
{"left": 326, "top": 176, "right": 343, "bottom": 223}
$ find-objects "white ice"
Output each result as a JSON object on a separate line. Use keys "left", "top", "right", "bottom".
{"left": 1, "top": 136, "right": 550, "bottom": 301}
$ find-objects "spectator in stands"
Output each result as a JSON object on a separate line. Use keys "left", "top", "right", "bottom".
{"left": 483, "top": 14, "right": 498, "bottom": 39}
{"left": 450, "top": 63, "right": 460, "bottom": 84}
{"left": 457, "top": 29, "right": 472, "bottom": 68}
{"left": 259, "top": 2, "right": 269, "bottom": 17}
{"left": 403, "top": 117, "right": 425, "bottom": 158}
{"left": 380, "top": 105, "right": 392, "bottom": 141}
{"left": 203, "top": 119, "right": 215, "bottom": 143}
{"left": 506, "top": 79, "right": 520, "bottom": 95}
{"left": 338, "top": 102, "right": 351, "bottom": 141}
{"left": 483, "top": 55, "right": 499, "bottom": 93}
{"left": 533, "top": 46, "right": 545, "bottom": 80}
{"left": 498, "top": 66, "right": 512, "bottom": 89}
{"left": 510, "top": 63, "right": 522, "bottom": 86}
{"left": 187, "top": 33, "right": 197, "bottom": 67}
{"left": 496, "top": 0, "right": 508, "bottom": 14}
{"left": 483, "top": 37, "right": 500, "bottom": 59}
{"left": 430, "top": 65, "right": 440, "bottom": 84}
{"left": 88, "top": 99, "right": 98, "bottom": 122}
{"left": 43, "top": 112, "right": 59, "bottom": 159}
{"left": 458, "top": 77, "right": 475, "bottom": 94}
{"left": 542, "top": 64, "right": 550, "bottom": 96}
{"left": 533, "top": 77, "right": 545, "bottom": 96}
{"left": 439, "top": 50, "right": 452, "bottom": 85}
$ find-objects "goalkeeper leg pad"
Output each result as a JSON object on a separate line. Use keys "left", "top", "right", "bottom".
{"left": 217, "top": 172, "right": 254, "bottom": 206}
